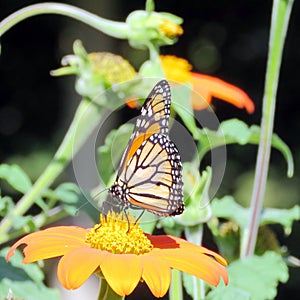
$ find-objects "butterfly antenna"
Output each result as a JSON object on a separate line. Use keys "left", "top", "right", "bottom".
{"left": 93, "top": 187, "right": 109, "bottom": 198}
{"left": 75, "top": 201, "right": 90, "bottom": 215}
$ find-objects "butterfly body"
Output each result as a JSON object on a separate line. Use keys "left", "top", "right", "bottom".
{"left": 109, "top": 80, "right": 184, "bottom": 216}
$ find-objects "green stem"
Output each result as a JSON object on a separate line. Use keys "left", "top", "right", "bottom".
{"left": 169, "top": 269, "right": 183, "bottom": 300}
{"left": 98, "top": 277, "right": 124, "bottom": 300}
{"left": 184, "top": 226, "right": 205, "bottom": 299}
{"left": 0, "top": 98, "right": 104, "bottom": 244}
{"left": 241, "top": 0, "right": 294, "bottom": 258}
{"left": 0, "top": 2, "right": 128, "bottom": 39}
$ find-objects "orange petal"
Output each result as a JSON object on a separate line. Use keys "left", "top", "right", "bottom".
{"left": 161, "top": 235, "right": 228, "bottom": 266}
{"left": 100, "top": 254, "right": 142, "bottom": 296}
{"left": 191, "top": 72, "right": 255, "bottom": 113}
{"left": 191, "top": 85, "right": 212, "bottom": 110}
{"left": 155, "top": 248, "right": 228, "bottom": 286}
{"left": 57, "top": 246, "right": 106, "bottom": 289}
{"left": 142, "top": 255, "right": 171, "bottom": 297}
{"left": 7, "top": 226, "right": 88, "bottom": 263}
{"left": 125, "top": 97, "right": 140, "bottom": 109}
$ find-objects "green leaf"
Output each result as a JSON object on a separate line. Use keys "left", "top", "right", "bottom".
{"left": 0, "top": 248, "right": 61, "bottom": 300}
{"left": 197, "top": 119, "right": 294, "bottom": 177}
{"left": 11, "top": 215, "right": 36, "bottom": 231}
{"left": 1, "top": 248, "right": 43, "bottom": 283}
{"left": 260, "top": 205, "right": 300, "bottom": 235}
{"left": 172, "top": 84, "right": 200, "bottom": 138}
{"left": 98, "top": 123, "right": 133, "bottom": 184}
{"left": 206, "top": 284, "right": 251, "bottom": 300}
{"left": 0, "top": 280, "right": 61, "bottom": 300}
{"left": 211, "top": 196, "right": 300, "bottom": 234}
{"left": 0, "top": 164, "right": 32, "bottom": 193}
{"left": 207, "top": 252, "right": 288, "bottom": 300}
{"left": 173, "top": 166, "right": 212, "bottom": 226}
{"left": 211, "top": 196, "right": 249, "bottom": 230}
{"left": 0, "top": 195, "right": 14, "bottom": 217}
{"left": 54, "top": 182, "right": 81, "bottom": 204}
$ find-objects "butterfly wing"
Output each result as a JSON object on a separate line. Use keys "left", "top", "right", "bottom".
{"left": 117, "top": 80, "right": 171, "bottom": 177}
{"left": 123, "top": 133, "right": 184, "bottom": 216}
{"left": 109, "top": 80, "right": 184, "bottom": 216}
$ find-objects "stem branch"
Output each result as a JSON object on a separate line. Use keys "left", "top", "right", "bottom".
{"left": 0, "top": 2, "right": 128, "bottom": 39}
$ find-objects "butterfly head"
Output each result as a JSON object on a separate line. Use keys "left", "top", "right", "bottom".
{"left": 109, "top": 183, "right": 122, "bottom": 198}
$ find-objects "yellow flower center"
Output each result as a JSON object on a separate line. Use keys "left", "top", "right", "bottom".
{"left": 88, "top": 52, "right": 136, "bottom": 84}
{"left": 85, "top": 212, "right": 153, "bottom": 255}
{"left": 160, "top": 55, "right": 192, "bottom": 83}
{"left": 159, "top": 20, "right": 183, "bottom": 38}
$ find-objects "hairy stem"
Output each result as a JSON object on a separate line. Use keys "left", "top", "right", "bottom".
{"left": 98, "top": 277, "right": 124, "bottom": 300}
{"left": 241, "top": 0, "right": 294, "bottom": 258}
{"left": 0, "top": 2, "right": 128, "bottom": 39}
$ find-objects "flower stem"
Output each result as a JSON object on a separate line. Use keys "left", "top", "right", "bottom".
{"left": 0, "top": 2, "right": 128, "bottom": 40}
{"left": 184, "top": 226, "right": 205, "bottom": 299}
{"left": 241, "top": 0, "right": 294, "bottom": 258}
{"left": 169, "top": 269, "right": 183, "bottom": 300}
{"left": 98, "top": 277, "right": 124, "bottom": 300}
{"left": 0, "top": 98, "right": 104, "bottom": 244}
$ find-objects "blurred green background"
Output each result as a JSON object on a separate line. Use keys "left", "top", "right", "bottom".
{"left": 0, "top": 1, "right": 299, "bottom": 299}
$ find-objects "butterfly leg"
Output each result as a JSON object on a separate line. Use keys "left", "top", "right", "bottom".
{"left": 134, "top": 209, "right": 145, "bottom": 225}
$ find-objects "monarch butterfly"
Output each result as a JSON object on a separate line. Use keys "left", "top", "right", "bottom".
{"left": 109, "top": 80, "right": 184, "bottom": 216}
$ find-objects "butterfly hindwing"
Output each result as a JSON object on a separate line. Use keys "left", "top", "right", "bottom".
{"left": 121, "top": 133, "right": 183, "bottom": 216}
{"left": 109, "top": 80, "right": 184, "bottom": 216}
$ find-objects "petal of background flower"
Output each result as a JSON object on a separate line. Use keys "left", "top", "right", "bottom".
{"left": 7, "top": 226, "right": 88, "bottom": 263}
{"left": 142, "top": 255, "right": 171, "bottom": 297}
{"left": 57, "top": 247, "right": 107, "bottom": 289}
{"left": 191, "top": 73, "right": 255, "bottom": 113}
{"left": 100, "top": 254, "right": 142, "bottom": 296}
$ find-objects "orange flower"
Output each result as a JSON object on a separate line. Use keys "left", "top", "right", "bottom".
{"left": 160, "top": 55, "right": 255, "bottom": 113}
{"left": 7, "top": 212, "right": 228, "bottom": 297}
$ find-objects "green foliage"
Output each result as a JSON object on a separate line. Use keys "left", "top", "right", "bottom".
{"left": 0, "top": 248, "right": 61, "bottom": 300}
{"left": 0, "top": 195, "right": 14, "bottom": 217}
{"left": 211, "top": 196, "right": 300, "bottom": 233}
{"left": 197, "top": 119, "right": 294, "bottom": 177}
{"left": 0, "top": 162, "right": 84, "bottom": 241}
{"left": 0, "top": 164, "right": 32, "bottom": 194}
{"left": 172, "top": 84, "right": 198, "bottom": 137}
{"left": 206, "top": 252, "right": 289, "bottom": 300}
{"left": 97, "top": 123, "right": 133, "bottom": 185}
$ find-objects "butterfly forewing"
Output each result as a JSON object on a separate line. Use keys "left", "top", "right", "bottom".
{"left": 117, "top": 80, "right": 171, "bottom": 176}
{"left": 109, "top": 80, "right": 184, "bottom": 216}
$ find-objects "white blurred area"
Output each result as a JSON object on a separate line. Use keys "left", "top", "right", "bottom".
{"left": 50, "top": 269, "right": 99, "bottom": 300}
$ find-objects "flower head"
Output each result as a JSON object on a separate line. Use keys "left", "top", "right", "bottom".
{"left": 126, "top": 11, "right": 183, "bottom": 49}
{"left": 7, "top": 212, "right": 228, "bottom": 297}
{"left": 51, "top": 40, "right": 136, "bottom": 104}
{"left": 160, "top": 55, "right": 255, "bottom": 113}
